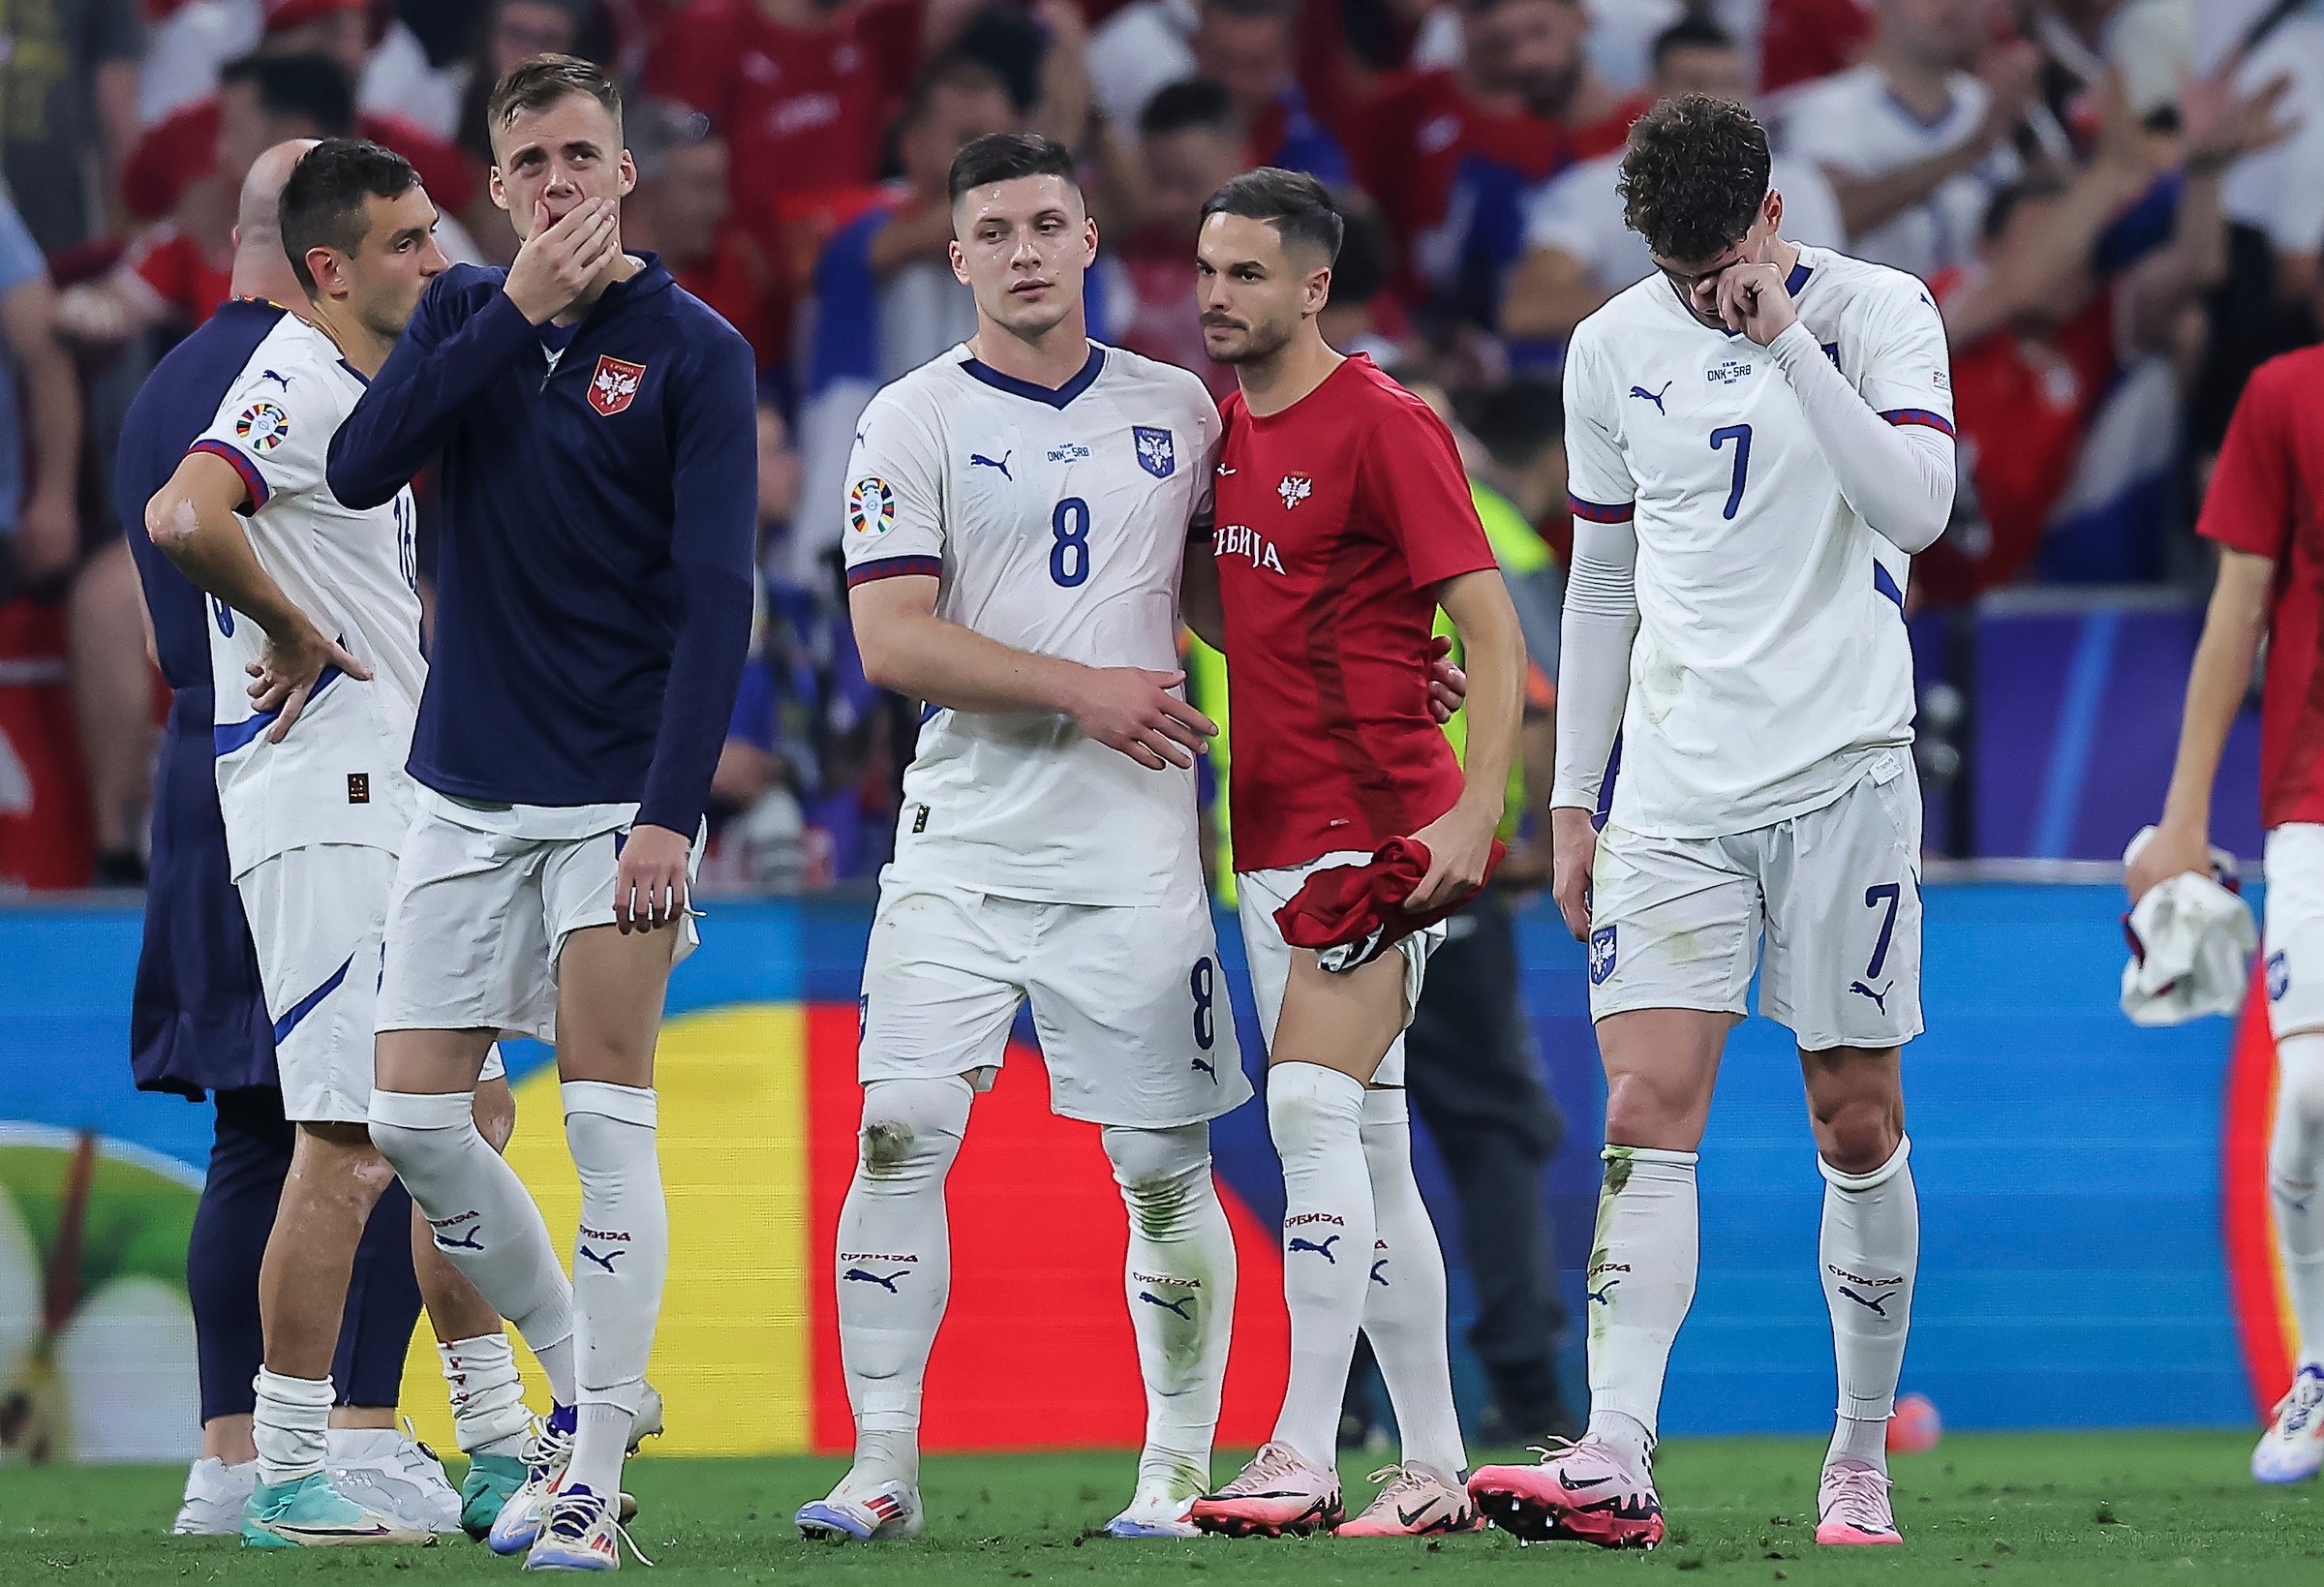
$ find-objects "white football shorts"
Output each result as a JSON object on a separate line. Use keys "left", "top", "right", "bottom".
{"left": 2263, "top": 824, "right": 2324, "bottom": 1039}
{"left": 240, "top": 843, "right": 502, "bottom": 1123}
{"left": 857, "top": 870, "right": 1251, "bottom": 1128}
{"left": 1586, "top": 749, "right": 1924, "bottom": 1052}
{"left": 1235, "top": 850, "right": 1449, "bottom": 1088}
{"left": 376, "top": 798, "right": 702, "bottom": 1045}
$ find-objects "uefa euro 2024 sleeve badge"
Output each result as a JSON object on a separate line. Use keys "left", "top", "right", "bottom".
{"left": 234, "top": 402, "right": 290, "bottom": 451}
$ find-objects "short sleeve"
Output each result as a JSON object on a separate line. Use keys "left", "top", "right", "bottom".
{"left": 841, "top": 392, "right": 946, "bottom": 586}
{"left": 188, "top": 363, "right": 332, "bottom": 512}
{"left": 1356, "top": 400, "right": 1499, "bottom": 591}
{"left": 2199, "top": 362, "right": 2295, "bottom": 562}
{"left": 1854, "top": 275, "right": 1957, "bottom": 442}
{"left": 1560, "top": 333, "right": 1636, "bottom": 523}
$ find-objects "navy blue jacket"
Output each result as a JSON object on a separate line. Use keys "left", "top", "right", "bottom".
{"left": 327, "top": 257, "right": 756, "bottom": 836}
{"left": 119, "top": 298, "right": 286, "bottom": 1100}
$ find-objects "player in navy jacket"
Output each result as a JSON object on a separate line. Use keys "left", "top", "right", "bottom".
{"left": 334, "top": 58, "right": 754, "bottom": 1567}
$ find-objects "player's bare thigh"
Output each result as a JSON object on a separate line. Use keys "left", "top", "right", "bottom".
{"left": 1598, "top": 1007, "right": 1733, "bottom": 1153}
{"left": 1268, "top": 948, "right": 1410, "bottom": 1084}
{"left": 377, "top": 1027, "right": 500, "bottom": 1095}
{"left": 554, "top": 921, "right": 681, "bottom": 1087}
{"left": 1800, "top": 1044, "right": 1905, "bottom": 1175}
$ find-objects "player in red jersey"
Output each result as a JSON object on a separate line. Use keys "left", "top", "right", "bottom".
{"left": 1180, "top": 168, "right": 1527, "bottom": 1540}
{"left": 2131, "top": 347, "right": 2324, "bottom": 1484}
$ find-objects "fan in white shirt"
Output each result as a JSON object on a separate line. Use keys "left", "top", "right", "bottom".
{"left": 1503, "top": 15, "right": 1844, "bottom": 344}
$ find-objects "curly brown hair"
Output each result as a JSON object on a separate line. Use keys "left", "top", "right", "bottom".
{"left": 1617, "top": 94, "right": 1771, "bottom": 264}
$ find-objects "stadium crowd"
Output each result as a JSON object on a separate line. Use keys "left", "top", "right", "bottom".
{"left": 0, "top": 0, "right": 2314, "bottom": 892}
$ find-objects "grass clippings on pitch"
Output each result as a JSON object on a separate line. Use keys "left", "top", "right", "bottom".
{"left": 1, "top": 1431, "right": 2316, "bottom": 1586}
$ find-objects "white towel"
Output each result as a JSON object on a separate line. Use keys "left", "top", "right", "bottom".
{"left": 2120, "top": 826, "right": 2257, "bottom": 1026}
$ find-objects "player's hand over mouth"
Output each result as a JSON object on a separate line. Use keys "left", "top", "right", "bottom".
{"left": 1405, "top": 797, "right": 1498, "bottom": 914}
{"left": 1717, "top": 260, "right": 1796, "bottom": 347}
{"left": 504, "top": 198, "right": 623, "bottom": 325}
{"left": 1424, "top": 634, "right": 1467, "bottom": 724}
{"left": 247, "top": 619, "right": 373, "bottom": 745}
{"left": 1548, "top": 806, "right": 1598, "bottom": 940}
{"left": 1065, "top": 666, "right": 1215, "bottom": 771}
{"left": 615, "top": 822, "right": 691, "bottom": 933}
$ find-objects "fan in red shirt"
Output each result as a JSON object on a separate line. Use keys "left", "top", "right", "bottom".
{"left": 124, "top": 3, "right": 474, "bottom": 227}
{"left": 1348, "top": 0, "right": 1645, "bottom": 320}
{"left": 624, "top": 99, "right": 780, "bottom": 371}
{"left": 2128, "top": 343, "right": 2324, "bottom": 1474}
{"left": 1181, "top": 168, "right": 1525, "bottom": 1540}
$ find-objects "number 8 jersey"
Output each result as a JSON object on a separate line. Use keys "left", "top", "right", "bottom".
{"left": 1563, "top": 244, "right": 1953, "bottom": 839}
{"left": 841, "top": 341, "right": 1221, "bottom": 905}
{"left": 192, "top": 315, "right": 426, "bottom": 878}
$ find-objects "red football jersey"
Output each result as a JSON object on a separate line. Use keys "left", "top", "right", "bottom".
{"left": 2199, "top": 347, "right": 2324, "bottom": 829}
{"left": 1211, "top": 355, "right": 1499, "bottom": 872}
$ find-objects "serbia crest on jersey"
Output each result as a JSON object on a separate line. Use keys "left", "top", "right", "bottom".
{"left": 190, "top": 317, "right": 427, "bottom": 878}
{"left": 1563, "top": 245, "right": 1953, "bottom": 839}
{"left": 841, "top": 341, "right": 1220, "bottom": 906}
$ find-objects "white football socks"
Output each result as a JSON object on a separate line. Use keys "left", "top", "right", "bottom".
{"left": 835, "top": 1076, "right": 972, "bottom": 1488}
{"left": 1103, "top": 1121, "right": 1237, "bottom": 1500}
{"left": 1268, "top": 1061, "right": 1373, "bottom": 1472}
{"left": 2274, "top": 1033, "right": 2324, "bottom": 1362}
{"left": 1358, "top": 1087, "right": 1467, "bottom": 1481}
{"left": 252, "top": 1368, "right": 334, "bottom": 1486}
{"left": 369, "top": 1088, "right": 578, "bottom": 1405}
{"left": 440, "top": 1332, "right": 533, "bottom": 1458}
{"left": 1819, "top": 1137, "right": 1918, "bottom": 1476}
{"left": 563, "top": 1082, "right": 665, "bottom": 1498}
{"left": 1583, "top": 1144, "right": 1699, "bottom": 1475}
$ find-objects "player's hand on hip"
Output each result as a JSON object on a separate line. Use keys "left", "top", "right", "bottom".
{"left": 1405, "top": 799, "right": 1496, "bottom": 914}
{"left": 2125, "top": 818, "right": 2214, "bottom": 904}
{"left": 1068, "top": 666, "right": 1216, "bottom": 771}
{"left": 1549, "top": 806, "right": 1598, "bottom": 941}
{"left": 616, "top": 823, "right": 691, "bottom": 933}
{"left": 248, "top": 620, "right": 372, "bottom": 744}
{"left": 1424, "top": 633, "right": 1468, "bottom": 724}
{"left": 504, "top": 198, "right": 623, "bottom": 325}
{"left": 1718, "top": 260, "right": 1796, "bottom": 346}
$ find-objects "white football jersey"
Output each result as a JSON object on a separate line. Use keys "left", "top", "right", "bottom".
{"left": 841, "top": 340, "right": 1218, "bottom": 906}
{"left": 1563, "top": 245, "right": 1952, "bottom": 839}
{"left": 1781, "top": 64, "right": 2019, "bottom": 281}
{"left": 194, "top": 316, "right": 426, "bottom": 878}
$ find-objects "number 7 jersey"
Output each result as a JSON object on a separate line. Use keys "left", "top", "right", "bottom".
{"left": 841, "top": 341, "right": 1221, "bottom": 905}
{"left": 1563, "top": 244, "right": 1954, "bottom": 839}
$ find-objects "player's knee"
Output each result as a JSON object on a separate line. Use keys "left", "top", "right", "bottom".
{"left": 473, "top": 1077, "right": 516, "bottom": 1154}
{"left": 1102, "top": 1123, "right": 1211, "bottom": 1233}
{"left": 857, "top": 1077, "right": 972, "bottom": 1181}
{"left": 1602, "top": 1070, "right": 1703, "bottom": 1149}
{"left": 367, "top": 1089, "right": 484, "bottom": 1181}
{"left": 1266, "top": 1062, "right": 1366, "bottom": 1152}
{"left": 1814, "top": 1097, "right": 1901, "bottom": 1178}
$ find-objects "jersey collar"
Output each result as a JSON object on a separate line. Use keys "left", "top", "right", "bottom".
{"left": 959, "top": 344, "right": 1105, "bottom": 409}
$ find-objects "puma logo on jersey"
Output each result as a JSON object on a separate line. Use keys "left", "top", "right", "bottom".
{"left": 1628, "top": 381, "right": 1670, "bottom": 412}
{"left": 1849, "top": 980, "right": 1890, "bottom": 1015}
{"left": 1213, "top": 523, "right": 1284, "bottom": 574}
{"left": 969, "top": 449, "right": 1013, "bottom": 479}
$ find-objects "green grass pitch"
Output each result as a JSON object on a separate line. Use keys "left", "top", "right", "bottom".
{"left": 2, "top": 1433, "right": 2317, "bottom": 1586}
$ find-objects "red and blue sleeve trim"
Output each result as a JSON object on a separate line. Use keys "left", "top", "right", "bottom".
{"left": 189, "top": 439, "right": 270, "bottom": 509}
{"left": 846, "top": 555, "right": 943, "bottom": 589}
{"left": 1567, "top": 494, "right": 1636, "bottom": 524}
{"left": 1881, "top": 408, "right": 1956, "bottom": 438}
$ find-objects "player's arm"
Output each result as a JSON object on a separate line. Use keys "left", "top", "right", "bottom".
{"left": 0, "top": 264, "right": 82, "bottom": 582}
{"left": 1547, "top": 517, "right": 1636, "bottom": 940}
{"left": 1180, "top": 529, "right": 1227, "bottom": 653}
{"left": 1807, "top": 42, "right": 2037, "bottom": 240}
{"left": 1408, "top": 567, "right": 1524, "bottom": 911}
{"left": 623, "top": 334, "right": 761, "bottom": 931}
{"left": 143, "top": 449, "right": 371, "bottom": 742}
{"left": 329, "top": 205, "right": 617, "bottom": 508}
{"left": 852, "top": 574, "right": 1216, "bottom": 771}
{"left": 1724, "top": 266, "right": 1954, "bottom": 555}
{"left": 2126, "top": 362, "right": 2291, "bottom": 900}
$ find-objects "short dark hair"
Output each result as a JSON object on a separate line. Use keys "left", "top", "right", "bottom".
{"left": 1981, "top": 175, "right": 2068, "bottom": 243}
{"left": 1199, "top": 167, "right": 1343, "bottom": 264}
{"left": 901, "top": 53, "right": 1012, "bottom": 136}
{"left": 487, "top": 54, "right": 622, "bottom": 149}
{"left": 1459, "top": 377, "right": 1565, "bottom": 471}
{"left": 1617, "top": 94, "right": 1770, "bottom": 263}
{"left": 947, "top": 131, "right": 1078, "bottom": 206}
{"left": 1139, "top": 76, "right": 1237, "bottom": 140}
{"left": 1650, "top": 15, "right": 1736, "bottom": 73}
{"left": 220, "top": 52, "right": 354, "bottom": 138}
{"left": 279, "top": 137, "right": 422, "bottom": 296}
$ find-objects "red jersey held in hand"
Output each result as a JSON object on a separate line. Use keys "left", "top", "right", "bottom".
{"left": 2199, "top": 347, "right": 2324, "bottom": 829}
{"left": 1211, "top": 354, "right": 1499, "bottom": 873}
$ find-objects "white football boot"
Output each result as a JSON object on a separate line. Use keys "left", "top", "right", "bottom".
{"left": 171, "top": 1456, "right": 258, "bottom": 1536}
{"left": 2254, "top": 1361, "right": 2324, "bottom": 1484}
{"left": 325, "top": 1424, "right": 463, "bottom": 1534}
